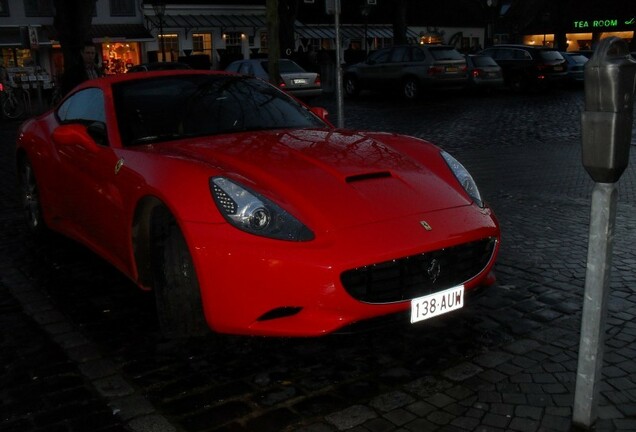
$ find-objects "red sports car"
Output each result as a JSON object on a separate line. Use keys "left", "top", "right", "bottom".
{"left": 16, "top": 70, "right": 499, "bottom": 337}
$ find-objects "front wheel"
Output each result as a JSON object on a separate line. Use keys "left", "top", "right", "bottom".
{"left": 151, "top": 208, "right": 208, "bottom": 338}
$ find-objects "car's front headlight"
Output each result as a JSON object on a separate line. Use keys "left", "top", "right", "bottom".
{"left": 210, "top": 177, "right": 314, "bottom": 241}
{"left": 441, "top": 151, "right": 484, "bottom": 208}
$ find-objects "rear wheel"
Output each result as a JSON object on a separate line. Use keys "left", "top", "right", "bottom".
{"left": 17, "top": 156, "right": 48, "bottom": 236}
{"left": 402, "top": 77, "right": 420, "bottom": 100}
{"left": 151, "top": 207, "right": 208, "bottom": 338}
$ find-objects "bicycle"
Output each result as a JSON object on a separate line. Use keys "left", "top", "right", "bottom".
{"left": 1, "top": 84, "right": 28, "bottom": 120}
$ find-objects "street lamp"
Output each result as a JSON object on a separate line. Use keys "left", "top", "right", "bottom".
{"left": 485, "top": 0, "right": 499, "bottom": 47}
{"left": 152, "top": 1, "right": 166, "bottom": 61}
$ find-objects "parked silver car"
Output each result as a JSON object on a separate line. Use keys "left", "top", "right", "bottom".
{"left": 560, "top": 52, "right": 588, "bottom": 85}
{"left": 465, "top": 54, "right": 504, "bottom": 92}
{"left": 225, "top": 58, "right": 322, "bottom": 99}
{"left": 343, "top": 45, "right": 468, "bottom": 100}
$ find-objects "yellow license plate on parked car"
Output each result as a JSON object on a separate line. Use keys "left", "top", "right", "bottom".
{"left": 446, "top": 67, "right": 458, "bottom": 73}
{"left": 410, "top": 285, "right": 464, "bottom": 323}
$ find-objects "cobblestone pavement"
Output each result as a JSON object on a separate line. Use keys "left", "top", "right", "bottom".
{"left": 1, "top": 87, "right": 635, "bottom": 432}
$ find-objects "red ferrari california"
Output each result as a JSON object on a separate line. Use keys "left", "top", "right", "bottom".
{"left": 16, "top": 70, "right": 499, "bottom": 337}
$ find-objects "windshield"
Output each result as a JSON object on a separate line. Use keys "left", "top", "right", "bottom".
{"left": 539, "top": 50, "right": 565, "bottom": 61}
{"left": 113, "top": 74, "right": 326, "bottom": 146}
{"left": 262, "top": 60, "right": 305, "bottom": 73}
{"left": 429, "top": 48, "right": 464, "bottom": 61}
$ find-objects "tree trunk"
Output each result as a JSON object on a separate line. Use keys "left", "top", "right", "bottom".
{"left": 53, "top": 0, "right": 97, "bottom": 70}
{"left": 267, "top": 0, "right": 281, "bottom": 85}
{"left": 279, "top": 0, "right": 298, "bottom": 58}
{"left": 393, "top": 0, "right": 408, "bottom": 45}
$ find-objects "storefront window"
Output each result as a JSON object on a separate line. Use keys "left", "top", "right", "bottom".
{"left": 110, "top": 0, "right": 135, "bottom": 17}
{"left": 1, "top": 48, "right": 34, "bottom": 68}
{"left": 23, "top": 0, "right": 53, "bottom": 16}
{"left": 192, "top": 33, "right": 213, "bottom": 59}
{"left": 0, "top": 0, "right": 9, "bottom": 16}
{"left": 102, "top": 42, "right": 141, "bottom": 74}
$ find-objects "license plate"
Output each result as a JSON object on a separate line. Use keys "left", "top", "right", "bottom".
{"left": 293, "top": 79, "right": 308, "bottom": 84}
{"left": 446, "top": 67, "right": 458, "bottom": 73}
{"left": 554, "top": 66, "right": 563, "bottom": 71}
{"left": 410, "top": 285, "right": 464, "bottom": 324}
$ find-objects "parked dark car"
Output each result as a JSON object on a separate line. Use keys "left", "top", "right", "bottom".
{"left": 560, "top": 52, "right": 588, "bottom": 85}
{"left": 479, "top": 44, "right": 567, "bottom": 91}
{"left": 343, "top": 45, "right": 468, "bottom": 100}
{"left": 465, "top": 54, "right": 504, "bottom": 92}
{"left": 225, "top": 58, "right": 322, "bottom": 99}
{"left": 127, "top": 62, "right": 192, "bottom": 73}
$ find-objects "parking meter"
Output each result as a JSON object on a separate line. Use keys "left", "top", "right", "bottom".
{"left": 581, "top": 36, "right": 636, "bottom": 183}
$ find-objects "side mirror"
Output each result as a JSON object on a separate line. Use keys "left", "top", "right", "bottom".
{"left": 309, "top": 106, "right": 330, "bottom": 123}
{"left": 52, "top": 123, "right": 103, "bottom": 154}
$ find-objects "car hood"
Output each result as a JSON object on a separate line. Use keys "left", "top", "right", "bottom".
{"left": 148, "top": 129, "right": 472, "bottom": 230}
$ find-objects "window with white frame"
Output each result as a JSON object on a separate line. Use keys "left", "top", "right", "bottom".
{"left": 192, "top": 33, "right": 213, "bottom": 58}
{"left": 110, "top": 0, "right": 135, "bottom": 17}
{"left": 24, "top": 0, "right": 53, "bottom": 16}
{"left": 159, "top": 34, "right": 179, "bottom": 62}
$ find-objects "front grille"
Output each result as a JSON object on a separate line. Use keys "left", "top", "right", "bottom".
{"left": 341, "top": 238, "right": 497, "bottom": 304}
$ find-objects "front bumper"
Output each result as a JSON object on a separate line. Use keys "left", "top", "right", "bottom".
{"left": 183, "top": 204, "right": 499, "bottom": 336}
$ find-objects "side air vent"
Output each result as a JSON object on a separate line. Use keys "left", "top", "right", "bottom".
{"left": 345, "top": 171, "right": 392, "bottom": 183}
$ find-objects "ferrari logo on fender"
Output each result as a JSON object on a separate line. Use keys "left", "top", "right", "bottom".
{"left": 419, "top": 220, "right": 432, "bottom": 231}
{"left": 114, "top": 158, "right": 124, "bottom": 175}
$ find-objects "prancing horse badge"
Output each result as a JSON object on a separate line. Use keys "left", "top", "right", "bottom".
{"left": 419, "top": 220, "right": 432, "bottom": 231}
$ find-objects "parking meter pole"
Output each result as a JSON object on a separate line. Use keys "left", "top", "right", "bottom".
{"left": 574, "top": 36, "right": 636, "bottom": 429}
{"left": 333, "top": 0, "right": 344, "bottom": 128}
{"left": 573, "top": 182, "right": 617, "bottom": 428}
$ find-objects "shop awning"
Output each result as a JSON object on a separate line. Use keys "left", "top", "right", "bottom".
{"left": 295, "top": 24, "right": 419, "bottom": 41}
{"left": 147, "top": 14, "right": 267, "bottom": 31}
{"left": 0, "top": 26, "right": 52, "bottom": 47}
{"left": 44, "top": 24, "right": 154, "bottom": 43}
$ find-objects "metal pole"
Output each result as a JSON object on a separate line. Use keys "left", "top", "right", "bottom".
{"left": 573, "top": 182, "right": 617, "bottom": 428}
{"left": 159, "top": 16, "right": 165, "bottom": 62}
{"left": 334, "top": 0, "right": 344, "bottom": 128}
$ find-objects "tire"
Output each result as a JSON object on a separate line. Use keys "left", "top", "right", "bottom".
{"left": 402, "top": 77, "right": 420, "bottom": 100}
{"left": 344, "top": 75, "right": 360, "bottom": 97}
{"left": 2, "top": 92, "right": 25, "bottom": 120}
{"left": 151, "top": 208, "right": 208, "bottom": 338}
{"left": 17, "top": 157, "right": 49, "bottom": 236}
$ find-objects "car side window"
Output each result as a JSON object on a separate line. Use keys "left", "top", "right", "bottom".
{"left": 238, "top": 62, "right": 253, "bottom": 75}
{"left": 412, "top": 47, "right": 426, "bottom": 61}
{"left": 514, "top": 49, "right": 532, "bottom": 60}
{"left": 390, "top": 46, "right": 409, "bottom": 63}
{"left": 367, "top": 48, "right": 390, "bottom": 64}
{"left": 57, "top": 88, "right": 106, "bottom": 125}
{"left": 226, "top": 63, "right": 240, "bottom": 73}
{"left": 497, "top": 49, "right": 514, "bottom": 60}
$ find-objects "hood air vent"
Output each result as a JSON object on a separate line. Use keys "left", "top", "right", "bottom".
{"left": 345, "top": 171, "right": 392, "bottom": 183}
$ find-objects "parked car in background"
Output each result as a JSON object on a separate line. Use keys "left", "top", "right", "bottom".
{"left": 16, "top": 70, "right": 499, "bottom": 338}
{"left": 560, "top": 52, "right": 588, "bottom": 85}
{"left": 127, "top": 62, "right": 192, "bottom": 73}
{"left": 225, "top": 58, "right": 322, "bottom": 99}
{"left": 479, "top": 44, "right": 567, "bottom": 91}
{"left": 465, "top": 54, "right": 504, "bottom": 92}
{"left": 343, "top": 45, "right": 468, "bottom": 100}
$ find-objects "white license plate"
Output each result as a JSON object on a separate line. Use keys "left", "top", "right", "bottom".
{"left": 554, "top": 66, "right": 563, "bottom": 71}
{"left": 410, "top": 285, "right": 464, "bottom": 324}
{"left": 293, "top": 79, "right": 308, "bottom": 84}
